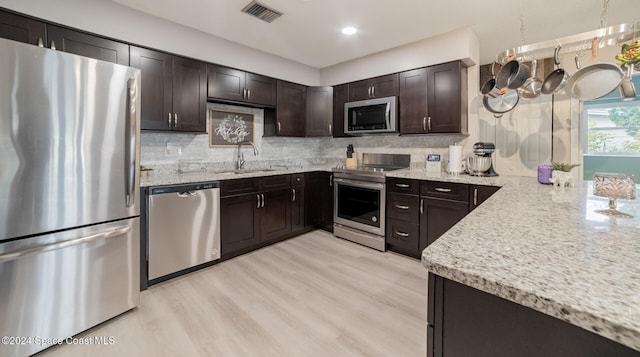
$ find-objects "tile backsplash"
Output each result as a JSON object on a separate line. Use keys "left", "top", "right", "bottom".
{"left": 141, "top": 103, "right": 466, "bottom": 170}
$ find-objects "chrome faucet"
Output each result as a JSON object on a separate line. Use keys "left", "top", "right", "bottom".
{"left": 236, "top": 141, "right": 259, "bottom": 170}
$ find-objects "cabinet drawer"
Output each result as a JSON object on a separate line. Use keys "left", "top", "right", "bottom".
{"left": 421, "top": 181, "right": 469, "bottom": 202}
{"left": 386, "top": 219, "right": 420, "bottom": 253}
{"left": 291, "top": 173, "right": 305, "bottom": 187}
{"left": 387, "top": 193, "right": 419, "bottom": 222}
{"left": 260, "top": 174, "right": 291, "bottom": 191}
{"left": 387, "top": 178, "right": 420, "bottom": 195}
{"left": 220, "top": 178, "right": 259, "bottom": 197}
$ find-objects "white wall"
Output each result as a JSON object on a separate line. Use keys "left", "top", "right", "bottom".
{"left": 0, "top": 0, "right": 320, "bottom": 85}
{"left": 320, "top": 27, "right": 478, "bottom": 85}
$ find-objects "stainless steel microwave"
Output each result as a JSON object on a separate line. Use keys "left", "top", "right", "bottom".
{"left": 344, "top": 96, "right": 397, "bottom": 134}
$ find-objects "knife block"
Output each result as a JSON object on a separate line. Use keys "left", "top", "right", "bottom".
{"left": 345, "top": 157, "right": 357, "bottom": 168}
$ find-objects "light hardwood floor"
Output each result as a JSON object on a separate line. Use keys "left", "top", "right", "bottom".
{"left": 37, "top": 230, "right": 427, "bottom": 357}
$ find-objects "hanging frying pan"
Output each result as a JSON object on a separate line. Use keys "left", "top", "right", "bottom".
{"left": 565, "top": 39, "right": 624, "bottom": 100}
{"left": 483, "top": 89, "right": 519, "bottom": 117}
{"left": 481, "top": 62, "right": 501, "bottom": 98}
{"left": 541, "top": 46, "right": 569, "bottom": 95}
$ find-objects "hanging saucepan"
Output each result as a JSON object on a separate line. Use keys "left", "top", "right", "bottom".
{"left": 518, "top": 59, "right": 543, "bottom": 100}
{"left": 481, "top": 62, "right": 501, "bottom": 98}
{"left": 541, "top": 46, "right": 569, "bottom": 95}
{"left": 619, "top": 63, "right": 637, "bottom": 100}
{"left": 565, "top": 40, "right": 624, "bottom": 101}
{"left": 496, "top": 58, "right": 531, "bottom": 90}
{"left": 483, "top": 88, "right": 520, "bottom": 118}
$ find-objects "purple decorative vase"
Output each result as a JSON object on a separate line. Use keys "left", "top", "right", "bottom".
{"left": 538, "top": 164, "right": 553, "bottom": 184}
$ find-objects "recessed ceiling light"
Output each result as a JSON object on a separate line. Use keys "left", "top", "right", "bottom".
{"left": 341, "top": 27, "right": 357, "bottom": 35}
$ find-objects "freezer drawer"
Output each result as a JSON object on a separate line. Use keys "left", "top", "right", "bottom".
{"left": 0, "top": 218, "right": 140, "bottom": 357}
{"left": 148, "top": 182, "right": 220, "bottom": 281}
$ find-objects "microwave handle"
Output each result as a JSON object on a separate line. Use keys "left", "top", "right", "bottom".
{"left": 385, "top": 102, "right": 391, "bottom": 129}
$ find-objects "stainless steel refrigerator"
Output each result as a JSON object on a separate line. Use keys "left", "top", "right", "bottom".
{"left": 0, "top": 37, "right": 141, "bottom": 357}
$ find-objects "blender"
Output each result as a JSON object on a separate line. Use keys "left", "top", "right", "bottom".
{"left": 467, "top": 142, "right": 498, "bottom": 177}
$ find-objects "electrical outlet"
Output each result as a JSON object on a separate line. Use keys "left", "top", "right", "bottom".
{"left": 165, "top": 143, "right": 182, "bottom": 157}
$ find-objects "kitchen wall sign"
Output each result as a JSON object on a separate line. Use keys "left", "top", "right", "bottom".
{"left": 209, "top": 110, "right": 254, "bottom": 147}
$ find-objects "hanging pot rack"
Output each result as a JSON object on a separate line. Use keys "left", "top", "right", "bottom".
{"left": 496, "top": 21, "right": 640, "bottom": 64}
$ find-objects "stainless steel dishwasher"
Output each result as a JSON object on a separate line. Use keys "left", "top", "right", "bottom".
{"left": 148, "top": 182, "right": 220, "bottom": 281}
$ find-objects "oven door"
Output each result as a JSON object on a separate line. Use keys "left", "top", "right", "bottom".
{"left": 334, "top": 177, "right": 385, "bottom": 236}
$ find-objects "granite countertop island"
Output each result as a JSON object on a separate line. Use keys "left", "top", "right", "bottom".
{"left": 390, "top": 169, "right": 640, "bottom": 352}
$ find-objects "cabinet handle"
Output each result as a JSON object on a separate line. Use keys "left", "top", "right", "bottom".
{"left": 423, "top": 117, "right": 427, "bottom": 131}
{"left": 329, "top": 174, "right": 333, "bottom": 187}
{"left": 372, "top": 86, "right": 375, "bottom": 97}
{"left": 420, "top": 198, "right": 424, "bottom": 214}
{"left": 434, "top": 187, "right": 452, "bottom": 193}
{"left": 292, "top": 188, "right": 296, "bottom": 202}
{"left": 428, "top": 116, "right": 432, "bottom": 131}
{"left": 395, "top": 231, "right": 409, "bottom": 237}
{"left": 243, "top": 88, "right": 247, "bottom": 99}
{"left": 394, "top": 204, "right": 409, "bottom": 210}
{"left": 277, "top": 121, "right": 281, "bottom": 133}
{"left": 257, "top": 194, "right": 261, "bottom": 208}
{"left": 168, "top": 113, "right": 172, "bottom": 127}
{"left": 37, "top": 37, "right": 44, "bottom": 47}
{"left": 247, "top": 89, "right": 251, "bottom": 100}
{"left": 329, "top": 124, "right": 332, "bottom": 134}
{"left": 395, "top": 183, "right": 410, "bottom": 188}
{"left": 474, "top": 188, "right": 478, "bottom": 206}
{"left": 50, "top": 40, "right": 56, "bottom": 50}
{"left": 174, "top": 113, "right": 178, "bottom": 128}
{"left": 261, "top": 194, "right": 265, "bottom": 208}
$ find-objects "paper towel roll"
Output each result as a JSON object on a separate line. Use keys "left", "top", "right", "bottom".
{"left": 448, "top": 145, "right": 463, "bottom": 173}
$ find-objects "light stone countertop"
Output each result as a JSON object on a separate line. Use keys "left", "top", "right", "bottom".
{"left": 140, "top": 165, "right": 335, "bottom": 187}
{"left": 392, "top": 169, "right": 640, "bottom": 352}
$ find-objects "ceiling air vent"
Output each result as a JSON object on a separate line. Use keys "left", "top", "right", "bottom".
{"left": 241, "top": 0, "right": 283, "bottom": 23}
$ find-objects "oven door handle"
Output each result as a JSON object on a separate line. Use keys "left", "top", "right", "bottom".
{"left": 333, "top": 178, "right": 384, "bottom": 190}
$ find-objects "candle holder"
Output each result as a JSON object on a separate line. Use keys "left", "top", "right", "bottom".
{"left": 593, "top": 172, "right": 636, "bottom": 218}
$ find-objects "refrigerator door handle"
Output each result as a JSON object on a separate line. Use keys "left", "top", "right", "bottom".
{"left": 125, "top": 77, "right": 138, "bottom": 207}
{"left": 0, "top": 225, "right": 131, "bottom": 263}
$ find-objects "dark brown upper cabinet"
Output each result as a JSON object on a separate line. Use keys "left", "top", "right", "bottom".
{"left": 207, "top": 64, "right": 276, "bottom": 107}
{"left": 274, "top": 80, "right": 306, "bottom": 137}
{"left": 47, "top": 25, "right": 129, "bottom": 65}
{"left": 0, "top": 9, "right": 46, "bottom": 45}
{"left": 426, "top": 61, "right": 467, "bottom": 133}
{"left": 399, "top": 61, "right": 468, "bottom": 135}
{"left": 130, "top": 46, "right": 206, "bottom": 132}
{"left": 305, "top": 86, "right": 333, "bottom": 137}
{"left": 348, "top": 73, "right": 399, "bottom": 101}
{"left": 332, "top": 84, "right": 350, "bottom": 137}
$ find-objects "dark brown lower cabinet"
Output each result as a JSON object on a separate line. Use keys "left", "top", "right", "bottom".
{"left": 220, "top": 175, "right": 311, "bottom": 258}
{"left": 291, "top": 186, "right": 305, "bottom": 233}
{"left": 470, "top": 184, "right": 500, "bottom": 211}
{"left": 220, "top": 193, "right": 260, "bottom": 257}
{"left": 386, "top": 219, "right": 420, "bottom": 257}
{"left": 386, "top": 179, "right": 477, "bottom": 258}
{"left": 428, "top": 274, "right": 640, "bottom": 357}
{"left": 260, "top": 188, "right": 291, "bottom": 241}
{"left": 419, "top": 197, "right": 469, "bottom": 249}
{"left": 305, "top": 172, "right": 333, "bottom": 231}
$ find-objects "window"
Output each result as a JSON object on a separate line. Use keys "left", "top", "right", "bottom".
{"left": 582, "top": 74, "right": 640, "bottom": 180}
{"left": 584, "top": 102, "right": 640, "bottom": 155}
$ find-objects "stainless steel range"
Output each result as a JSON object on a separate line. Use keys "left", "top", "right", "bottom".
{"left": 333, "top": 153, "right": 411, "bottom": 251}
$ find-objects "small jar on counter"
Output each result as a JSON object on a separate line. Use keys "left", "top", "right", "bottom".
{"left": 537, "top": 164, "right": 553, "bottom": 184}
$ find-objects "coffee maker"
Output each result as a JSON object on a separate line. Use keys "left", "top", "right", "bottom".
{"left": 467, "top": 142, "right": 498, "bottom": 177}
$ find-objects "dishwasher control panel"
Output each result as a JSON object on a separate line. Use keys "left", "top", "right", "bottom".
{"left": 150, "top": 181, "right": 219, "bottom": 195}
